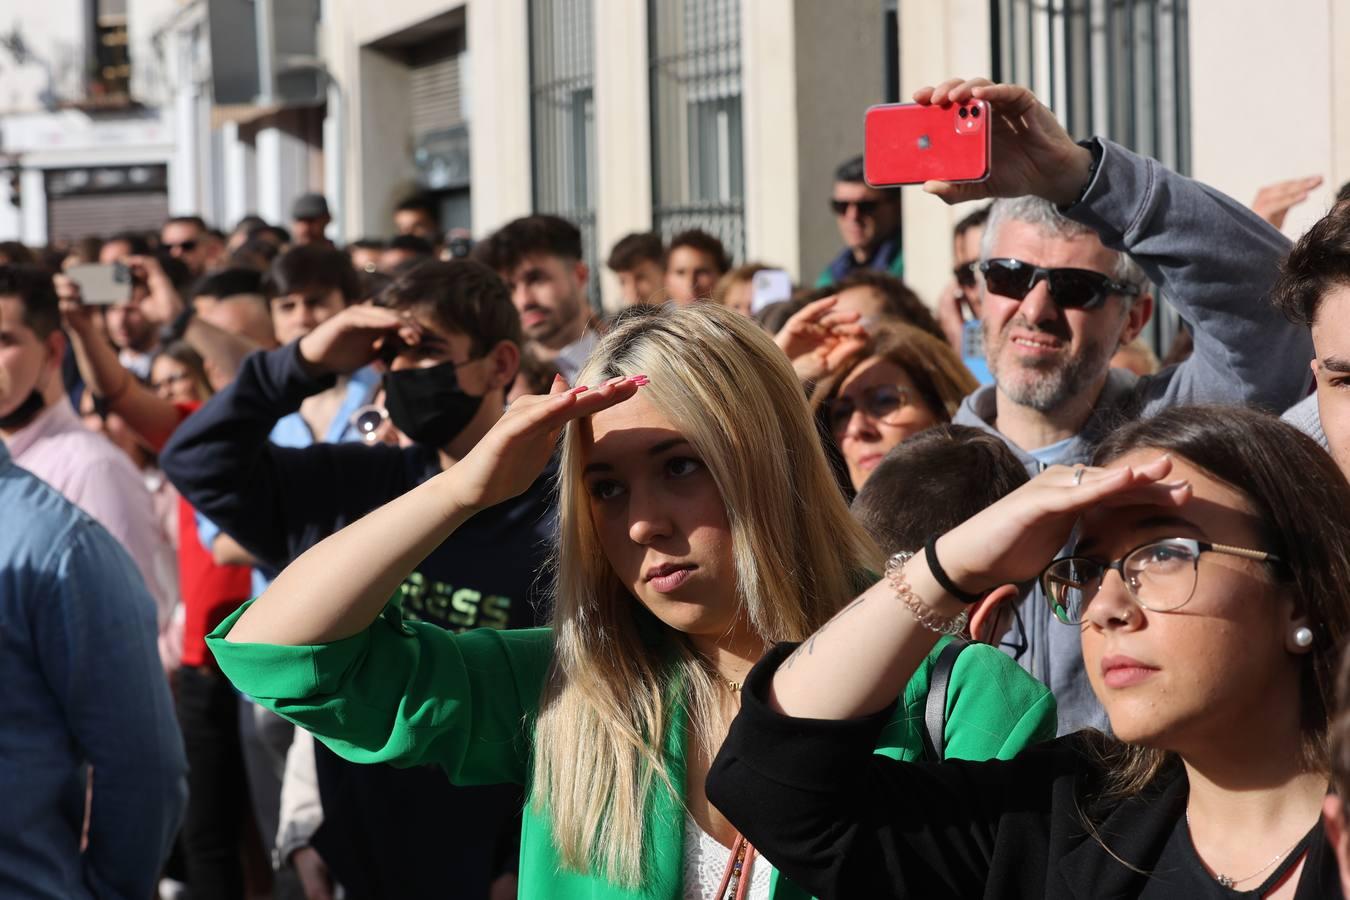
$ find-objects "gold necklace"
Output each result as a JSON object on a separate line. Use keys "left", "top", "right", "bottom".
{"left": 1185, "top": 811, "right": 1306, "bottom": 889}
{"left": 722, "top": 676, "right": 742, "bottom": 693}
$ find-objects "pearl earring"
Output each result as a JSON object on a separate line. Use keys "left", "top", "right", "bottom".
{"left": 1292, "top": 626, "right": 1314, "bottom": 649}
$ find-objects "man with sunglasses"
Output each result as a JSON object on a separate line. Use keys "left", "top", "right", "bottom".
{"left": 816, "top": 154, "right": 905, "bottom": 288}
{"left": 161, "top": 215, "right": 211, "bottom": 278}
{"left": 912, "top": 77, "right": 1312, "bottom": 734}
{"left": 937, "top": 204, "right": 993, "bottom": 382}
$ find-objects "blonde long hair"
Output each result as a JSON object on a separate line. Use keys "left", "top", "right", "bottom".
{"left": 531, "top": 304, "right": 880, "bottom": 886}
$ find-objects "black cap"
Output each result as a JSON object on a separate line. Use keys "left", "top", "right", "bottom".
{"left": 291, "top": 193, "right": 330, "bottom": 220}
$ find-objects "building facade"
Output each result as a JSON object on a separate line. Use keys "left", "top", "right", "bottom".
{"left": 2, "top": 0, "right": 1347, "bottom": 319}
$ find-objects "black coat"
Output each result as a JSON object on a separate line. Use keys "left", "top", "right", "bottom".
{"left": 707, "top": 643, "right": 1341, "bottom": 900}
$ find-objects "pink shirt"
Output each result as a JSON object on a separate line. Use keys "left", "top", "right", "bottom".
{"left": 6, "top": 400, "right": 178, "bottom": 637}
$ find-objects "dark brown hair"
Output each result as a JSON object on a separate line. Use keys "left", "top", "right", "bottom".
{"left": 0, "top": 265, "right": 60, "bottom": 338}
{"left": 377, "top": 259, "right": 521, "bottom": 354}
{"left": 1088, "top": 405, "right": 1350, "bottom": 798}
{"left": 606, "top": 232, "right": 665, "bottom": 273}
{"left": 473, "top": 214, "right": 583, "bottom": 273}
{"left": 851, "top": 424, "right": 1028, "bottom": 556}
{"left": 1332, "top": 644, "right": 1350, "bottom": 810}
{"left": 268, "top": 245, "right": 361, "bottom": 302}
{"left": 799, "top": 271, "right": 945, "bottom": 342}
{"left": 1270, "top": 203, "right": 1350, "bottom": 326}
{"left": 668, "top": 229, "right": 730, "bottom": 275}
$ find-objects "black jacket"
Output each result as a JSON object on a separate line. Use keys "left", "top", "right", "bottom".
{"left": 161, "top": 343, "right": 556, "bottom": 899}
{"left": 707, "top": 643, "right": 1341, "bottom": 900}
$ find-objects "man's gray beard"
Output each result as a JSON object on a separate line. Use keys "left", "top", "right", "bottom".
{"left": 986, "top": 331, "right": 1114, "bottom": 414}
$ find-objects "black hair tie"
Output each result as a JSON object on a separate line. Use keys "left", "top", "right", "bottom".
{"left": 924, "top": 535, "right": 984, "bottom": 605}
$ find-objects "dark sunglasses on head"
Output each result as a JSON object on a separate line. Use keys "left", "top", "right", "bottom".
{"left": 953, "top": 261, "right": 978, "bottom": 288}
{"left": 164, "top": 240, "right": 198, "bottom": 253}
{"left": 979, "top": 257, "right": 1140, "bottom": 310}
{"left": 830, "top": 199, "right": 880, "bottom": 217}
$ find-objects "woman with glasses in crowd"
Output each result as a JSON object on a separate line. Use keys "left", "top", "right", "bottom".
{"left": 204, "top": 304, "right": 1054, "bottom": 899}
{"left": 708, "top": 404, "right": 1349, "bottom": 899}
{"left": 811, "top": 321, "right": 978, "bottom": 492}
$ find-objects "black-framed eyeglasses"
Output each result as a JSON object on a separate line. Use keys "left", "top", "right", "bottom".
{"left": 824, "top": 385, "right": 915, "bottom": 431}
{"left": 980, "top": 258, "right": 1140, "bottom": 311}
{"left": 1041, "top": 537, "right": 1283, "bottom": 626}
{"left": 830, "top": 199, "right": 880, "bottom": 217}
{"left": 953, "top": 261, "right": 978, "bottom": 288}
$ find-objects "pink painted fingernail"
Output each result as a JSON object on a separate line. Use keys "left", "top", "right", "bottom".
{"left": 569, "top": 385, "right": 589, "bottom": 394}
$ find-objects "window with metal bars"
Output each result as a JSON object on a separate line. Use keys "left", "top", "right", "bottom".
{"left": 91, "top": 0, "right": 131, "bottom": 103}
{"left": 529, "top": 0, "right": 599, "bottom": 308}
{"left": 990, "top": 0, "right": 1191, "bottom": 353}
{"left": 648, "top": 0, "right": 745, "bottom": 267}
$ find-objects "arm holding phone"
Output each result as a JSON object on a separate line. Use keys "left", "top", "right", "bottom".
{"left": 910, "top": 78, "right": 1310, "bottom": 413}
{"left": 58, "top": 272, "right": 264, "bottom": 451}
{"left": 57, "top": 274, "right": 185, "bottom": 451}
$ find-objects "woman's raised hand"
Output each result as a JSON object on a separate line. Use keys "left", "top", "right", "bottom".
{"left": 443, "top": 374, "right": 647, "bottom": 514}
{"left": 774, "top": 296, "right": 868, "bottom": 383}
{"left": 933, "top": 456, "right": 1192, "bottom": 594}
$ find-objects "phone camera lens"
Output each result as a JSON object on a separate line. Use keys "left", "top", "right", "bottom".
{"left": 971, "top": 105, "right": 981, "bottom": 118}
{"left": 959, "top": 107, "right": 968, "bottom": 118}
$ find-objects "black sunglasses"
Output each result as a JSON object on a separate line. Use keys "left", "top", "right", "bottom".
{"left": 953, "top": 261, "right": 978, "bottom": 288}
{"left": 830, "top": 199, "right": 880, "bottom": 217}
{"left": 979, "top": 258, "right": 1140, "bottom": 310}
{"left": 164, "top": 240, "right": 198, "bottom": 253}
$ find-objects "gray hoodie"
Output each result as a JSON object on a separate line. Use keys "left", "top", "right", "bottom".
{"left": 953, "top": 138, "right": 1312, "bottom": 734}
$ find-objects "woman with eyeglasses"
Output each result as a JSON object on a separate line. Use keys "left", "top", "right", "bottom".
{"left": 708, "top": 404, "right": 1349, "bottom": 899}
{"left": 811, "top": 321, "right": 979, "bottom": 492}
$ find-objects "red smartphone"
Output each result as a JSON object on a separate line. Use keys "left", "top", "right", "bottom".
{"left": 864, "top": 100, "right": 992, "bottom": 186}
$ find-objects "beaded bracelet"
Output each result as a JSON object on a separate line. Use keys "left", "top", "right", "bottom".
{"left": 885, "top": 551, "right": 970, "bottom": 636}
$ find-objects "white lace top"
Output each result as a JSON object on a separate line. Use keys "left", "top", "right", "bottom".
{"left": 682, "top": 813, "right": 772, "bottom": 900}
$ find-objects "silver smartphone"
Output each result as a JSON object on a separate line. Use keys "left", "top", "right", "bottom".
{"left": 67, "top": 263, "right": 133, "bottom": 305}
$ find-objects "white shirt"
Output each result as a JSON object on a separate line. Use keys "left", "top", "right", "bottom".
{"left": 682, "top": 814, "right": 771, "bottom": 900}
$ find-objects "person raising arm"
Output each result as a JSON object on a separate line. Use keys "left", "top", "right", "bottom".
{"left": 709, "top": 405, "right": 1346, "bottom": 899}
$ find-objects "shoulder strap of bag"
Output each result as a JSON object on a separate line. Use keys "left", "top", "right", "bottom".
{"left": 921, "top": 639, "right": 971, "bottom": 762}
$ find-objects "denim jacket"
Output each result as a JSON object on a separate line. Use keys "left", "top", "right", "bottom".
{"left": 0, "top": 441, "right": 186, "bottom": 899}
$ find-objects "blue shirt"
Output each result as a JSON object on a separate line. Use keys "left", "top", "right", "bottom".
{"left": 0, "top": 441, "right": 186, "bottom": 899}
{"left": 815, "top": 234, "right": 905, "bottom": 288}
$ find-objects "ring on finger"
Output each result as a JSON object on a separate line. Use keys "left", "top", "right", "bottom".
{"left": 1072, "top": 466, "right": 1085, "bottom": 486}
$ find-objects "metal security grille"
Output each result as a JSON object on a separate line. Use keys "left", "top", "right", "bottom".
{"left": 992, "top": 0, "right": 1190, "bottom": 173}
{"left": 409, "top": 36, "right": 466, "bottom": 136}
{"left": 991, "top": 0, "right": 1191, "bottom": 351}
{"left": 529, "top": 0, "right": 599, "bottom": 308}
{"left": 48, "top": 192, "right": 169, "bottom": 243}
{"left": 648, "top": 0, "right": 745, "bottom": 266}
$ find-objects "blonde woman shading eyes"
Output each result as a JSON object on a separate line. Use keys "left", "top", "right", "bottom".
{"left": 207, "top": 304, "right": 1054, "bottom": 899}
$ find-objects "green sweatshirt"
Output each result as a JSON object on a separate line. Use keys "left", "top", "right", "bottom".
{"left": 208, "top": 601, "right": 1055, "bottom": 899}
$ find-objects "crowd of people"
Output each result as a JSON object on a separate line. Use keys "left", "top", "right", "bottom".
{"left": 4, "top": 75, "right": 1350, "bottom": 900}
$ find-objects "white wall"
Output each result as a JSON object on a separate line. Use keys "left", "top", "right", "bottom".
{"left": 466, "top": 0, "right": 532, "bottom": 236}
{"left": 593, "top": 0, "right": 652, "bottom": 311}
{"left": 741, "top": 0, "right": 800, "bottom": 278}
{"left": 0, "top": 0, "right": 86, "bottom": 113}
{"left": 1189, "top": 0, "right": 1345, "bottom": 239}
{"left": 898, "top": 0, "right": 992, "bottom": 308}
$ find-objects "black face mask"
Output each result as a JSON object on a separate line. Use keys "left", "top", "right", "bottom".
{"left": 382, "top": 360, "right": 484, "bottom": 449}
{"left": 0, "top": 389, "right": 46, "bottom": 431}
